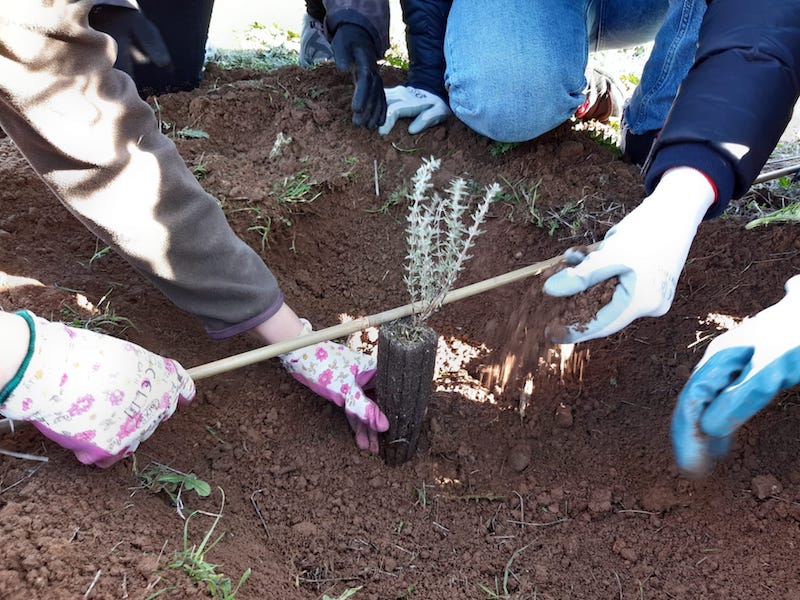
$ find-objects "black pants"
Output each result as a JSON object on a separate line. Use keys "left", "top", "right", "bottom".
{"left": 135, "top": 0, "right": 215, "bottom": 96}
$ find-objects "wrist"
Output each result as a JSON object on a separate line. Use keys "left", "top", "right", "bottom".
{"left": 250, "top": 303, "right": 305, "bottom": 345}
{"left": 0, "top": 311, "right": 35, "bottom": 405}
{"left": 649, "top": 167, "right": 716, "bottom": 225}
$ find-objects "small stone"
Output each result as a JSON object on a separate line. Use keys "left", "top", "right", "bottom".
{"left": 507, "top": 443, "right": 531, "bottom": 472}
{"left": 751, "top": 474, "right": 782, "bottom": 500}
{"left": 554, "top": 403, "right": 573, "bottom": 428}
{"left": 291, "top": 521, "right": 318, "bottom": 537}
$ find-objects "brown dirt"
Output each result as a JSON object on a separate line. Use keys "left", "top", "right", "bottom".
{"left": 2, "top": 63, "right": 800, "bottom": 599}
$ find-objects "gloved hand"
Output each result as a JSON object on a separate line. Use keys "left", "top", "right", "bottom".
{"left": 378, "top": 86, "right": 452, "bottom": 136}
{"left": 672, "top": 275, "right": 800, "bottom": 477}
{"left": 543, "top": 167, "right": 715, "bottom": 343}
{"left": 280, "top": 320, "right": 389, "bottom": 453}
{"left": 331, "top": 23, "right": 387, "bottom": 129}
{"left": 0, "top": 311, "right": 195, "bottom": 468}
{"left": 88, "top": 5, "right": 171, "bottom": 77}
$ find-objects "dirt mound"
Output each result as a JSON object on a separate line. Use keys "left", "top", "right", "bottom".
{"left": 2, "top": 62, "right": 800, "bottom": 599}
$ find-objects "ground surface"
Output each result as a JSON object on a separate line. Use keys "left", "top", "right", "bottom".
{"left": 2, "top": 64, "right": 800, "bottom": 600}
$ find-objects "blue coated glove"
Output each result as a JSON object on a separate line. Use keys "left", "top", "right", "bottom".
{"left": 672, "top": 275, "right": 800, "bottom": 478}
{"left": 378, "top": 86, "right": 451, "bottom": 136}
{"left": 543, "top": 168, "right": 715, "bottom": 343}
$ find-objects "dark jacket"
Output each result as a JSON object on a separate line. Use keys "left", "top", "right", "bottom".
{"left": 399, "top": 0, "right": 452, "bottom": 99}
{"left": 323, "top": 0, "right": 392, "bottom": 56}
{"left": 644, "top": 0, "right": 800, "bottom": 217}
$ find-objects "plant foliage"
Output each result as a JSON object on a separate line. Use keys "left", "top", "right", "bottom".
{"left": 404, "top": 157, "right": 499, "bottom": 325}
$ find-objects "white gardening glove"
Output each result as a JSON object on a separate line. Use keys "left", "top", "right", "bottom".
{"left": 0, "top": 311, "right": 195, "bottom": 467}
{"left": 544, "top": 167, "right": 716, "bottom": 343}
{"left": 279, "top": 320, "right": 389, "bottom": 453}
{"left": 378, "top": 85, "right": 451, "bottom": 136}
{"left": 672, "top": 275, "right": 800, "bottom": 477}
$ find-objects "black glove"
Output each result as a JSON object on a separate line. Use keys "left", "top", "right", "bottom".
{"left": 331, "top": 23, "right": 387, "bottom": 129}
{"left": 621, "top": 128, "right": 660, "bottom": 167}
{"left": 89, "top": 5, "right": 171, "bottom": 78}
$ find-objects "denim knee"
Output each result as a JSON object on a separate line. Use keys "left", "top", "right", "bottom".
{"left": 447, "top": 66, "right": 581, "bottom": 143}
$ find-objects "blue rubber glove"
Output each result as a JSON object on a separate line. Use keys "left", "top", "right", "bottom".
{"left": 543, "top": 168, "right": 715, "bottom": 343}
{"left": 672, "top": 275, "right": 800, "bottom": 477}
{"left": 378, "top": 86, "right": 451, "bottom": 136}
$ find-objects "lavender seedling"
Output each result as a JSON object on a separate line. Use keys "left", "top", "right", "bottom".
{"left": 404, "top": 157, "right": 499, "bottom": 325}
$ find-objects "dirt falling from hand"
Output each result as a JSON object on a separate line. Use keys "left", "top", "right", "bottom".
{"left": 482, "top": 265, "right": 618, "bottom": 396}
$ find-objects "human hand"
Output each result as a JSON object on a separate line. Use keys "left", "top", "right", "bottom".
{"left": 280, "top": 320, "right": 389, "bottom": 453}
{"left": 672, "top": 275, "right": 800, "bottom": 477}
{"left": 331, "top": 23, "right": 387, "bottom": 129}
{"left": 543, "top": 167, "right": 715, "bottom": 343}
{"left": 378, "top": 86, "right": 451, "bottom": 136}
{"left": 88, "top": 5, "right": 171, "bottom": 77}
{"left": 0, "top": 311, "right": 195, "bottom": 468}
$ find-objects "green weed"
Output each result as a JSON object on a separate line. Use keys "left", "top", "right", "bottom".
{"left": 168, "top": 489, "right": 251, "bottom": 599}
{"left": 212, "top": 47, "right": 297, "bottom": 71}
{"left": 178, "top": 127, "right": 210, "bottom": 140}
{"left": 323, "top": 587, "right": 363, "bottom": 600}
{"left": 86, "top": 241, "right": 111, "bottom": 265}
{"left": 414, "top": 482, "right": 431, "bottom": 507}
{"left": 745, "top": 201, "right": 800, "bottom": 229}
{"left": 477, "top": 545, "right": 528, "bottom": 598}
{"left": 193, "top": 154, "right": 209, "bottom": 180}
{"left": 132, "top": 456, "right": 211, "bottom": 518}
{"left": 60, "top": 290, "right": 135, "bottom": 335}
{"left": 270, "top": 171, "right": 321, "bottom": 205}
{"left": 490, "top": 141, "right": 521, "bottom": 157}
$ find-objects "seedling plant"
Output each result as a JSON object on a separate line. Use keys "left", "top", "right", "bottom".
{"left": 375, "top": 157, "right": 498, "bottom": 464}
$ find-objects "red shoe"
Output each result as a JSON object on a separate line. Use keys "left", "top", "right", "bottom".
{"left": 575, "top": 67, "right": 625, "bottom": 123}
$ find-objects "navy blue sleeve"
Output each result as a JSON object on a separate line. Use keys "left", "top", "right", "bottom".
{"left": 644, "top": 0, "right": 800, "bottom": 218}
{"left": 400, "top": 0, "right": 451, "bottom": 99}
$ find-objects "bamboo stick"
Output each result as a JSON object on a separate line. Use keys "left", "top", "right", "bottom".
{"left": 0, "top": 243, "right": 597, "bottom": 436}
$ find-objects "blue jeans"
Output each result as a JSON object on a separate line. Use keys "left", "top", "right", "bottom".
{"left": 443, "top": 0, "right": 707, "bottom": 141}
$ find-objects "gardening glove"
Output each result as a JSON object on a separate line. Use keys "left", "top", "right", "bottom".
{"left": 543, "top": 167, "right": 715, "bottom": 343}
{"left": 331, "top": 23, "right": 387, "bottom": 129}
{"left": 88, "top": 5, "right": 172, "bottom": 78}
{"left": 279, "top": 320, "right": 389, "bottom": 453}
{"left": 0, "top": 311, "right": 195, "bottom": 468}
{"left": 378, "top": 86, "right": 451, "bottom": 136}
{"left": 672, "top": 275, "right": 800, "bottom": 478}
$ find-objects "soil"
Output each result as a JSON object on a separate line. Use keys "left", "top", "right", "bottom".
{"left": 2, "top": 63, "right": 800, "bottom": 600}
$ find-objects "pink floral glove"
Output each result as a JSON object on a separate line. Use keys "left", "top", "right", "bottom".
{"left": 279, "top": 319, "right": 389, "bottom": 453}
{"left": 0, "top": 311, "right": 195, "bottom": 467}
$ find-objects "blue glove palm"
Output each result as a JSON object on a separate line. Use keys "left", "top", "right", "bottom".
{"left": 672, "top": 275, "right": 800, "bottom": 477}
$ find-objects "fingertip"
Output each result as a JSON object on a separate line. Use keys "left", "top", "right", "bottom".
{"left": 543, "top": 269, "right": 582, "bottom": 297}
{"left": 377, "top": 412, "right": 390, "bottom": 432}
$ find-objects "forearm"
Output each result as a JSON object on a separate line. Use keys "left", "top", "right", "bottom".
{"left": 324, "top": 0, "right": 391, "bottom": 54}
{"left": 0, "top": 2, "right": 283, "bottom": 337}
{"left": 401, "top": 0, "right": 451, "bottom": 98}
{"left": 0, "top": 313, "right": 30, "bottom": 392}
{"left": 645, "top": 0, "right": 800, "bottom": 214}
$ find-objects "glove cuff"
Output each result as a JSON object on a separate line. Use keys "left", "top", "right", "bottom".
{"left": 278, "top": 318, "right": 314, "bottom": 363}
{"left": 0, "top": 311, "right": 36, "bottom": 407}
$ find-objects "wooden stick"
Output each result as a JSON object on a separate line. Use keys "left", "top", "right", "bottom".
{"left": 754, "top": 163, "right": 800, "bottom": 184}
{"left": 0, "top": 243, "right": 596, "bottom": 435}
